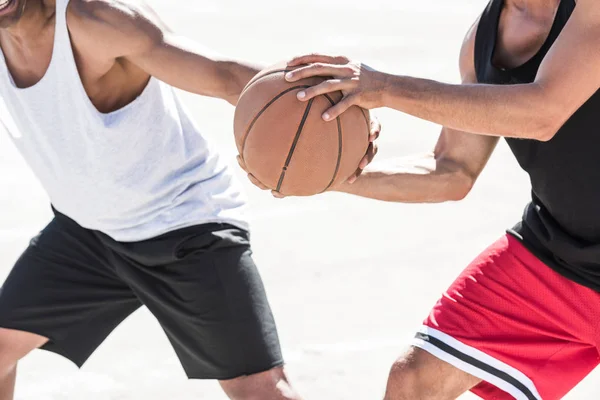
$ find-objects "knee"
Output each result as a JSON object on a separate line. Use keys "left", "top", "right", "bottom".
{"left": 220, "top": 367, "right": 301, "bottom": 400}
{"left": 385, "top": 349, "right": 433, "bottom": 400}
{"left": 385, "top": 347, "right": 476, "bottom": 400}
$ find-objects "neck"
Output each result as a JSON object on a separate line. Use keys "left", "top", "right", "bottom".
{"left": 4, "top": 0, "right": 52, "bottom": 42}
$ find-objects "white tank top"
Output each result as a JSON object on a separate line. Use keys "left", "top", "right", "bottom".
{"left": 0, "top": 0, "right": 248, "bottom": 241}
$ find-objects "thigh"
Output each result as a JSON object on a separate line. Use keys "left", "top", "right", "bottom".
{"left": 115, "top": 224, "right": 283, "bottom": 380}
{"left": 0, "top": 216, "right": 142, "bottom": 367}
{"left": 0, "top": 328, "right": 48, "bottom": 367}
{"left": 413, "top": 235, "right": 600, "bottom": 400}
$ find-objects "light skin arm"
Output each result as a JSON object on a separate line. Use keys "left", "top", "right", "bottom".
{"left": 72, "top": 0, "right": 263, "bottom": 105}
{"left": 336, "top": 20, "right": 499, "bottom": 203}
{"left": 286, "top": 0, "right": 600, "bottom": 141}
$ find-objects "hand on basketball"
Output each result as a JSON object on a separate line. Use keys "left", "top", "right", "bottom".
{"left": 347, "top": 116, "right": 381, "bottom": 184}
{"left": 285, "top": 54, "right": 388, "bottom": 121}
{"left": 236, "top": 156, "right": 285, "bottom": 198}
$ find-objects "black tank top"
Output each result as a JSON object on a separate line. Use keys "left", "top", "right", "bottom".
{"left": 475, "top": 0, "right": 600, "bottom": 291}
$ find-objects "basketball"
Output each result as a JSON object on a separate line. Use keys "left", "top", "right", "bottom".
{"left": 234, "top": 63, "right": 371, "bottom": 196}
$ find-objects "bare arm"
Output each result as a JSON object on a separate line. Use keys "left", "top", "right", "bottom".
{"left": 73, "top": 0, "right": 262, "bottom": 105}
{"left": 286, "top": 0, "right": 600, "bottom": 141}
{"left": 336, "top": 21, "right": 499, "bottom": 203}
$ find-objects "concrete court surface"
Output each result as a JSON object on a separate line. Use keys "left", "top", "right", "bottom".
{"left": 0, "top": 0, "right": 598, "bottom": 398}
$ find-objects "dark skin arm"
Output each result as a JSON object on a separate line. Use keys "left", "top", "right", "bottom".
{"left": 336, "top": 20, "right": 499, "bottom": 203}
{"left": 71, "top": 0, "right": 379, "bottom": 190}
{"left": 285, "top": 0, "right": 600, "bottom": 141}
{"left": 71, "top": 0, "right": 377, "bottom": 188}
{"left": 71, "top": 0, "right": 262, "bottom": 105}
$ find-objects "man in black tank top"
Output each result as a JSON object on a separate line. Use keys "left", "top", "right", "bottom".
{"left": 264, "top": 0, "right": 600, "bottom": 398}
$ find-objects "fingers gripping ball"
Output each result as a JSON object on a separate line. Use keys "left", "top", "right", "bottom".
{"left": 234, "top": 62, "right": 370, "bottom": 196}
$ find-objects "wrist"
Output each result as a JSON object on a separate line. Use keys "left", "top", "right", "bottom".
{"left": 331, "top": 171, "right": 370, "bottom": 193}
{"left": 378, "top": 72, "right": 403, "bottom": 108}
{"left": 223, "top": 62, "right": 264, "bottom": 105}
{"left": 240, "top": 62, "right": 265, "bottom": 87}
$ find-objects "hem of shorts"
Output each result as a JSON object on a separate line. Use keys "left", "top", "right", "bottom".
{"left": 0, "top": 322, "right": 84, "bottom": 368}
{"left": 412, "top": 326, "right": 541, "bottom": 400}
{"left": 186, "top": 360, "right": 286, "bottom": 381}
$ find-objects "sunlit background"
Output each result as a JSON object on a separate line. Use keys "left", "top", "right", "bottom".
{"left": 1, "top": 0, "right": 597, "bottom": 398}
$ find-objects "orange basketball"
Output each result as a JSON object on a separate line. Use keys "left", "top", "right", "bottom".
{"left": 234, "top": 63, "right": 370, "bottom": 196}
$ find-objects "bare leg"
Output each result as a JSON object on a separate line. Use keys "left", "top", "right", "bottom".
{"left": 0, "top": 366, "right": 16, "bottom": 400}
{"left": 384, "top": 347, "right": 481, "bottom": 400}
{"left": 0, "top": 328, "right": 48, "bottom": 400}
{"left": 220, "top": 367, "right": 302, "bottom": 400}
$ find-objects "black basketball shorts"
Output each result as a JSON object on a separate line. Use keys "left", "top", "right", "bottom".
{"left": 0, "top": 209, "right": 283, "bottom": 379}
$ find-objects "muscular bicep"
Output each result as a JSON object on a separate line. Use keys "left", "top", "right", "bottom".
{"left": 71, "top": 0, "right": 243, "bottom": 99}
{"left": 533, "top": 0, "right": 600, "bottom": 130}
{"left": 434, "top": 17, "right": 499, "bottom": 183}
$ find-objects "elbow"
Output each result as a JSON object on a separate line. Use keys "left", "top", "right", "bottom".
{"left": 445, "top": 176, "right": 473, "bottom": 202}
{"left": 533, "top": 119, "right": 560, "bottom": 142}
{"left": 529, "top": 98, "right": 569, "bottom": 142}
{"left": 535, "top": 130, "right": 555, "bottom": 142}
{"left": 447, "top": 188, "right": 471, "bottom": 202}
{"left": 436, "top": 161, "right": 475, "bottom": 202}
{"left": 518, "top": 110, "right": 560, "bottom": 142}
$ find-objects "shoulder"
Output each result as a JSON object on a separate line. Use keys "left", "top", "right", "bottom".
{"left": 66, "top": 0, "right": 167, "bottom": 58}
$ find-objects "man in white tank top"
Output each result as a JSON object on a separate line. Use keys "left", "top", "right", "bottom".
{"left": 0, "top": 0, "right": 331, "bottom": 398}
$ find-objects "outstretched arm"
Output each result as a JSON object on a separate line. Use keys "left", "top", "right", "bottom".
{"left": 335, "top": 19, "right": 499, "bottom": 203}
{"left": 72, "top": 0, "right": 262, "bottom": 105}
{"left": 286, "top": 0, "right": 600, "bottom": 141}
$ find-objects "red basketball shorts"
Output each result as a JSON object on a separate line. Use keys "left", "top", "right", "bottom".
{"left": 413, "top": 235, "right": 600, "bottom": 400}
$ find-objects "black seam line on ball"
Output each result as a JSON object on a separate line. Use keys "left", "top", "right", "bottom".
{"left": 241, "top": 85, "right": 311, "bottom": 158}
{"left": 322, "top": 93, "right": 343, "bottom": 192}
{"left": 276, "top": 98, "right": 315, "bottom": 193}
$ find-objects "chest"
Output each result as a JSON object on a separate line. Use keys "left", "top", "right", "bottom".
{"left": 0, "top": 12, "right": 148, "bottom": 114}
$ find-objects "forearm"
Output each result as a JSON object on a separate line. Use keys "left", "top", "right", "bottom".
{"left": 163, "top": 37, "right": 264, "bottom": 104}
{"left": 335, "top": 156, "right": 472, "bottom": 203}
{"left": 131, "top": 34, "right": 263, "bottom": 105}
{"left": 380, "top": 74, "right": 559, "bottom": 141}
